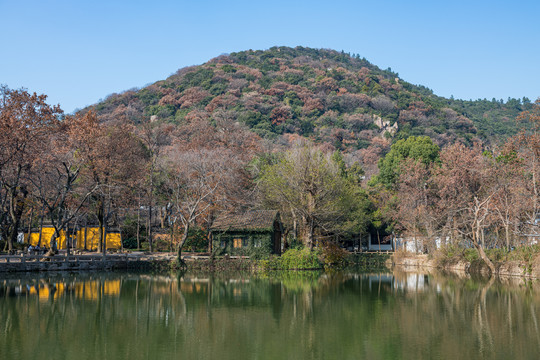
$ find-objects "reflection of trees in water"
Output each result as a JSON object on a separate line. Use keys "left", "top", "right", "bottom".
{"left": 2, "top": 271, "right": 540, "bottom": 359}
{"left": 386, "top": 271, "right": 540, "bottom": 359}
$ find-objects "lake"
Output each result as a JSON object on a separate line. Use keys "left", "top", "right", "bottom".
{"left": 1, "top": 269, "right": 539, "bottom": 359}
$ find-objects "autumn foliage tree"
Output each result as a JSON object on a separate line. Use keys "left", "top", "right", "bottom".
{"left": 30, "top": 114, "right": 97, "bottom": 254}
{"left": 0, "top": 86, "right": 62, "bottom": 252}
{"left": 513, "top": 99, "right": 540, "bottom": 235}
{"left": 393, "top": 158, "right": 438, "bottom": 252}
{"left": 71, "top": 111, "right": 147, "bottom": 254}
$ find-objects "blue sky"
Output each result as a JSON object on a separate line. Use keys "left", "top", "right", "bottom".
{"left": 1, "top": 0, "right": 539, "bottom": 113}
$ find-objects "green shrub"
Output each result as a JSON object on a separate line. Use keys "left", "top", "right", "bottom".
{"left": 320, "top": 242, "right": 349, "bottom": 268}
{"left": 122, "top": 237, "right": 138, "bottom": 249}
{"left": 439, "top": 244, "right": 480, "bottom": 262}
{"left": 463, "top": 248, "right": 479, "bottom": 262}
{"left": 287, "top": 237, "right": 304, "bottom": 250}
{"left": 506, "top": 244, "right": 540, "bottom": 262}
{"left": 141, "top": 241, "right": 150, "bottom": 252}
{"left": 279, "top": 248, "right": 322, "bottom": 270}
{"left": 258, "top": 256, "right": 282, "bottom": 270}
{"left": 153, "top": 236, "right": 172, "bottom": 252}
{"left": 438, "top": 244, "right": 462, "bottom": 260}
{"left": 258, "top": 249, "right": 322, "bottom": 270}
{"left": 486, "top": 248, "right": 508, "bottom": 262}
{"left": 183, "top": 228, "right": 208, "bottom": 252}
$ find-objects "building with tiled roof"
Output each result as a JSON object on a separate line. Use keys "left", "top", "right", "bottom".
{"left": 210, "top": 210, "right": 283, "bottom": 257}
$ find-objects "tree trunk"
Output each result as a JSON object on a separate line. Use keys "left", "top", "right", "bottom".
{"left": 102, "top": 221, "right": 107, "bottom": 257}
{"left": 66, "top": 222, "right": 71, "bottom": 256}
{"left": 307, "top": 192, "right": 315, "bottom": 250}
{"left": 472, "top": 226, "right": 495, "bottom": 274}
{"left": 83, "top": 219, "right": 88, "bottom": 251}
{"left": 504, "top": 225, "right": 511, "bottom": 251}
{"left": 291, "top": 207, "right": 298, "bottom": 242}
{"left": 26, "top": 207, "right": 34, "bottom": 245}
{"left": 49, "top": 229, "right": 59, "bottom": 254}
{"left": 475, "top": 242, "right": 496, "bottom": 274}
{"left": 307, "top": 218, "right": 314, "bottom": 250}
{"left": 481, "top": 228, "right": 485, "bottom": 248}
{"left": 97, "top": 198, "right": 104, "bottom": 253}
{"left": 136, "top": 195, "right": 141, "bottom": 250}
{"left": 282, "top": 228, "right": 290, "bottom": 250}
{"left": 160, "top": 207, "right": 166, "bottom": 228}
{"left": 8, "top": 186, "right": 28, "bottom": 253}
{"left": 207, "top": 230, "right": 212, "bottom": 254}
{"left": 177, "top": 222, "right": 190, "bottom": 265}
{"left": 38, "top": 211, "right": 44, "bottom": 247}
{"left": 148, "top": 201, "right": 153, "bottom": 253}
{"left": 170, "top": 222, "right": 175, "bottom": 253}
{"left": 98, "top": 222, "right": 104, "bottom": 253}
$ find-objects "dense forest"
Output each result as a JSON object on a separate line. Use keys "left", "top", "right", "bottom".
{"left": 1, "top": 46, "right": 539, "bottom": 271}
{"left": 90, "top": 46, "right": 532, "bottom": 177}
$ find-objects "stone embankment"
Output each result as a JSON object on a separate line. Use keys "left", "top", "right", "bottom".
{"left": 392, "top": 253, "right": 540, "bottom": 279}
{"left": 0, "top": 253, "right": 256, "bottom": 273}
{"left": 0, "top": 253, "right": 173, "bottom": 272}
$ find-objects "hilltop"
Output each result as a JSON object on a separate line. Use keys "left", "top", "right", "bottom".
{"left": 88, "top": 46, "right": 532, "bottom": 171}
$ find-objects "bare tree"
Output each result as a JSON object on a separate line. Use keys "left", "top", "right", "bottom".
{"left": 162, "top": 147, "right": 242, "bottom": 263}
{"left": 435, "top": 143, "right": 497, "bottom": 273}
{"left": 137, "top": 121, "right": 172, "bottom": 252}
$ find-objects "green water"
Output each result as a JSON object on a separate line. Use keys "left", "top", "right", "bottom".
{"left": 1, "top": 270, "right": 540, "bottom": 360}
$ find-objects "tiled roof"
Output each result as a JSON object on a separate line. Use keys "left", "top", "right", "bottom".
{"left": 211, "top": 210, "right": 279, "bottom": 231}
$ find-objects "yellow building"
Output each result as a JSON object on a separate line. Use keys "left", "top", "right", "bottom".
{"left": 25, "top": 226, "right": 121, "bottom": 250}
{"left": 74, "top": 227, "right": 122, "bottom": 251}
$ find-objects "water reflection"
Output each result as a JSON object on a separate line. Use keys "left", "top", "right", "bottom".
{"left": 1, "top": 270, "right": 540, "bottom": 360}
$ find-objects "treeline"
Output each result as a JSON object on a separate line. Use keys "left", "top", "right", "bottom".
{"left": 0, "top": 85, "right": 377, "bottom": 260}
{"left": 0, "top": 86, "right": 261, "bottom": 258}
{"left": 370, "top": 100, "right": 540, "bottom": 271}
{"left": 2, "top": 82, "right": 540, "bottom": 271}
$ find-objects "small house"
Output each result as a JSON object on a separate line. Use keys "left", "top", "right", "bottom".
{"left": 210, "top": 210, "right": 283, "bottom": 257}
{"left": 368, "top": 233, "right": 394, "bottom": 251}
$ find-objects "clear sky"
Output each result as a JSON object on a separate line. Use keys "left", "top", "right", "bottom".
{"left": 1, "top": 0, "right": 539, "bottom": 113}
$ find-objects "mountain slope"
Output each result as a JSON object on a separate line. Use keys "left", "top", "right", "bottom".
{"left": 89, "top": 46, "right": 531, "bottom": 170}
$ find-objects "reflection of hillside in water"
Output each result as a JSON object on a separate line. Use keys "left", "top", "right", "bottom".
{"left": 2, "top": 271, "right": 540, "bottom": 360}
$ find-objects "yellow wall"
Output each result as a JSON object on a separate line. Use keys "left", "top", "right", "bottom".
{"left": 25, "top": 227, "right": 121, "bottom": 250}
{"left": 25, "top": 227, "right": 66, "bottom": 249}
{"left": 75, "top": 227, "right": 121, "bottom": 250}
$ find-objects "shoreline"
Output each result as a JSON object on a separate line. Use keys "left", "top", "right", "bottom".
{"left": 0, "top": 252, "right": 391, "bottom": 273}
{"left": 8, "top": 251, "right": 537, "bottom": 279}
{"left": 391, "top": 253, "right": 540, "bottom": 279}
{"left": 0, "top": 253, "right": 170, "bottom": 272}
{"left": 0, "top": 253, "right": 259, "bottom": 273}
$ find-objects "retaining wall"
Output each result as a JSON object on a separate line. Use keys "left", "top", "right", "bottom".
{"left": 0, "top": 255, "right": 154, "bottom": 272}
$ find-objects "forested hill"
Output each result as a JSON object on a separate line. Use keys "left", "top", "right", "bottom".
{"left": 90, "top": 46, "right": 532, "bottom": 170}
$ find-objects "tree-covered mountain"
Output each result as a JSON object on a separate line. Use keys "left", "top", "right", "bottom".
{"left": 89, "top": 46, "right": 532, "bottom": 173}
{"left": 2, "top": 47, "right": 538, "bottom": 257}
